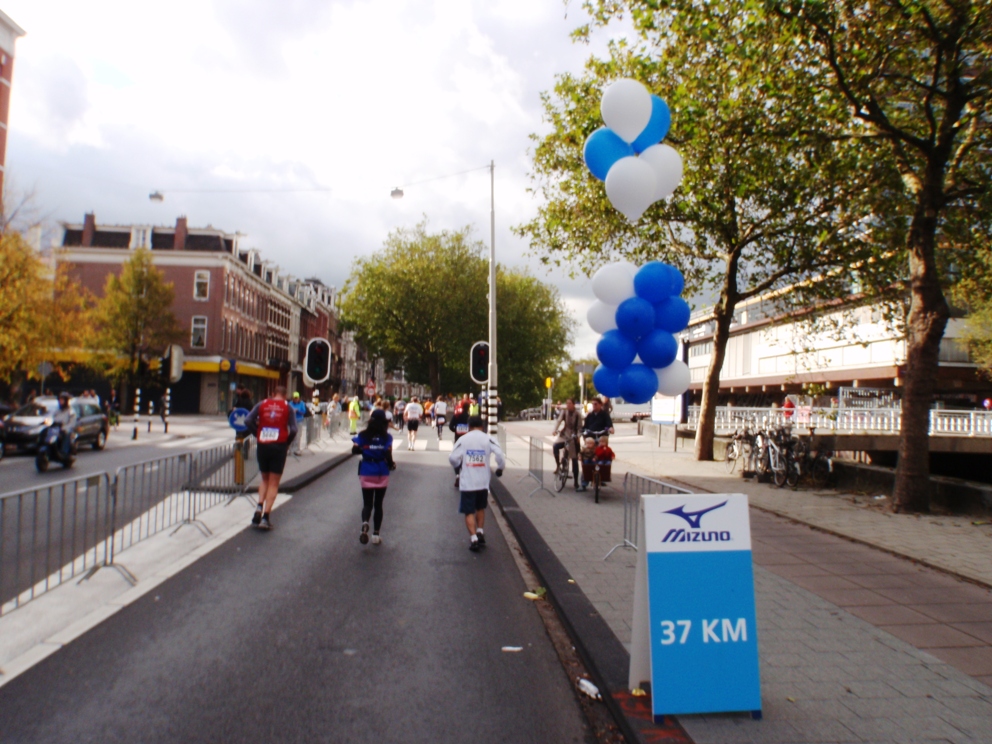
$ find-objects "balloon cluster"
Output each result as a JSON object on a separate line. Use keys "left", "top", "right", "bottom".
{"left": 583, "top": 79, "right": 683, "bottom": 222}
{"left": 588, "top": 261, "right": 691, "bottom": 405}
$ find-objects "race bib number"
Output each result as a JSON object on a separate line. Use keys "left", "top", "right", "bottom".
{"left": 466, "top": 449, "right": 486, "bottom": 467}
{"left": 456, "top": 424, "right": 469, "bottom": 435}
{"left": 259, "top": 427, "right": 280, "bottom": 443}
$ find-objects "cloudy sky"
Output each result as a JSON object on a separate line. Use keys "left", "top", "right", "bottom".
{"left": 5, "top": 0, "right": 636, "bottom": 356}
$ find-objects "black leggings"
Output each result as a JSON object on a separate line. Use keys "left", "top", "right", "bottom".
{"left": 361, "top": 488, "right": 386, "bottom": 531}
{"left": 553, "top": 442, "right": 579, "bottom": 480}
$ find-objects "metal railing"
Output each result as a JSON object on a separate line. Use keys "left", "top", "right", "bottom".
{"left": 523, "top": 436, "right": 553, "bottom": 498}
{"left": 497, "top": 423, "right": 507, "bottom": 456}
{"left": 1, "top": 440, "right": 259, "bottom": 617}
{"left": 604, "top": 472, "right": 693, "bottom": 560}
{"left": 685, "top": 405, "right": 992, "bottom": 437}
{"left": 1, "top": 473, "right": 114, "bottom": 615}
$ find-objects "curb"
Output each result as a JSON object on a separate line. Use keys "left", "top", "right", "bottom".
{"left": 489, "top": 478, "right": 691, "bottom": 744}
{"left": 281, "top": 452, "right": 354, "bottom": 493}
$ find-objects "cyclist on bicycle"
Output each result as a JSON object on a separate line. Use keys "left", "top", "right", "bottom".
{"left": 579, "top": 398, "right": 614, "bottom": 490}
{"left": 552, "top": 398, "right": 583, "bottom": 490}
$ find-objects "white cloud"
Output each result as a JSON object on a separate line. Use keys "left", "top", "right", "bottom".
{"left": 4, "top": 0, "right": 632, "bottom": 357}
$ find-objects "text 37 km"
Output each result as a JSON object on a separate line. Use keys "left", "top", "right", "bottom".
{"left": 659, "top": 618, "right": 748, "bottom": 645}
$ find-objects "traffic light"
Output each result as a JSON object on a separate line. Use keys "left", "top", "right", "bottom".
{"left": 470, "top": 341, "right": 489, "bottom": 384}
{"left": 304, "top": 338, "right": 331, "bottom": 384}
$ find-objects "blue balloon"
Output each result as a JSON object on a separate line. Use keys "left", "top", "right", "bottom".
{"left": 666, "top": 265, "right": 685, "bottom": 296}
{"left": 593, "top": 364, "right": 622, "bottom": 398}
{"left": 619, "top": 364, "right": 659, "bottom": 405}
{"left": 654, "top": 296, "right": 691, "bottom": 333}
{"left": 584, "top": 128, "right": 634, "bottom": 181}
{"left": 615, "top": 297, "right": 655, "bottom": 341}
{"left": 634, "top": 261, "right": 675, "bottom": 303}
{"left": 631, "top": 96, "right": 672, "bottom": 154}
{"left": 637, "top": 330, "right": 678, "bottom": 369}
{"left": 596, "top": 329, "right": 638, "bottom": 369}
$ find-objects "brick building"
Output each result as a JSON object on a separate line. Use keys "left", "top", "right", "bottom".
{"left": 56, "top": 213, "right": 352, "bottom": 414}
{"left": 0, "top": 10, "right": 25, "bottom": 202}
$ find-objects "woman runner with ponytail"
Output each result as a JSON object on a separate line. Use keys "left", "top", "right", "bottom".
{"left": 351, "top": 408, "right": 396, "bottom": 545}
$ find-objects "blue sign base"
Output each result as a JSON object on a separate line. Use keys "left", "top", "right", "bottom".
{"left": 647, "top": 550, "right": 761, "bottom": 718}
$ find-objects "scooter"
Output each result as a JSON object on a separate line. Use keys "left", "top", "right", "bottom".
{"left": 36, "top": 423, "right": 77, "bottom": 472}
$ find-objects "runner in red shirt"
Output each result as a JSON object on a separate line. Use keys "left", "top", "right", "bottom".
{"left": 244, "top": 386, "right": 298, "bottom": 530}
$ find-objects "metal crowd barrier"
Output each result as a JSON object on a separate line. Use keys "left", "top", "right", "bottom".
{"left": 0, "top": 473, "right": 114, "bottom": 615}
{"left": 523, "top": 437, "right": 553, "bottom": 498}
{"left": 604, "top": 472, "right": 693, "bottom": 560}
{"left": 497, "top": 423, "right": 507, "bottom": 456}
{"left": 0, "top": 440, "right": 259, "bottom": 617}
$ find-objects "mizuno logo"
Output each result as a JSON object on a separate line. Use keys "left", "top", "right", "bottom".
{"left": 664, "top": 501, "right": 728, "bottom": 529}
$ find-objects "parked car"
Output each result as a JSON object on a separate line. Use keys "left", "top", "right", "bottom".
{"left": 630, "top": 410, "right": 653, "bottom": 422}
{"left": 3, "top": 396, "right": 109, "bottom": 452}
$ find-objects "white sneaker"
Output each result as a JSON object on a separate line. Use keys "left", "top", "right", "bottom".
{"left": 371, "top": 534, "right": 382, "bottom": 545}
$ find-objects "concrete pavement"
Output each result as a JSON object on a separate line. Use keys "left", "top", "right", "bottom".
{"left": 495, "top": 421, "right": 992, "bottom": 744}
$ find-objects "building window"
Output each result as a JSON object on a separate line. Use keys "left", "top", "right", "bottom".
{"left": 191, "top": 316, "right": 207, "bottom": 348}
{"left": 194, "top": 271, "right": 210, "bottom": 300}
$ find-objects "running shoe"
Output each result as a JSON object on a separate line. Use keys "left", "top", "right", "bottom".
{"left": 476, "top": 531, "right": 486, "bottom": 546}
{"left": 371, "top": 534, "right": 382, "bottom": 545}
{"left": 360, "top": 522, "right": 370, "bottom": 545}
{"left": 259, "top": 515, "right": 272, "bottom": 530}
{"left": 469, "top": 538, "right": 481, "bottom": 552}
{"left": 251, "top": 509, "right": 262, "bottom": 526}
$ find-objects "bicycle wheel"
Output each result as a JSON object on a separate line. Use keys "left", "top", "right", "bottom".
{"left": 811, "top": 456, "right": 831, "bottom": 488}
{"left": 773, "top": 460, "right": 787, "bottom": 487}
{"left": 725, "top": 442, "right": 738, "bottom": 473}
{"left": 554, "top": 459, "right": 567, "bottom": 492}
{"left": 786, "top": 460, "right": 800, "bottom": 488}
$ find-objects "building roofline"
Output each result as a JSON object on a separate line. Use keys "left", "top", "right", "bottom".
{"left": 0, "top": 10, "right": 25, "bottom": 38}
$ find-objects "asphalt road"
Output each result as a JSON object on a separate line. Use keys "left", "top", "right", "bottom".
{"left": 0, "top": 418, "right": 237, "bottom": 496}
{"left": 0, "top": 431, "right": 593, "bottom": 744}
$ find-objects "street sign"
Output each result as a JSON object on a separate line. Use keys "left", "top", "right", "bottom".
{"left": 228, "top": 407, "right": 250, "bottom": 432}
{"left": 38, "top": 361, "right": 53, "bottom": 380}
{"left": 545, "top": 377, "right": 553, "bottom": 389}
{"left": 365, "top": 381, "right": 376, "bottom": 398}
{"left": 574, "top": 364, "right": 595, "bottom": 374}
{"left": 630, "top": 493, "right": 761, "bottom": 720}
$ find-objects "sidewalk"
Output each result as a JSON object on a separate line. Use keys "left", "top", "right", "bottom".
{"left": 496, "top": 422, "right": 992, "bottom": 744}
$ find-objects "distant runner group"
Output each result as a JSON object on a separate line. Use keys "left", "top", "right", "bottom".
{"left": 243, "top": 389, "right": 504, "bottom": 552}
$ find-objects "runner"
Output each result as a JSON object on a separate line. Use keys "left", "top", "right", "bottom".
{"left": 290, "top": 391, "right": 308, "bottom": 454}
{"left": 403, "top": 396, "right": 424, "bottom": 450}
{"left": 423, "top": 397, "right": 433, "bottom": 427}
{"left": 447, "top": 399, "right": 472, "bottom": 488}
{"left": 449, "top": 416, "right": 505, "bottom": 552}
{"left": 244, "top": 386, "right": 297, "bottom": 530}
{"left": 351, "top": 408, "right": 396, "bottom": 545}
{"left": 379, "top": 398, "right": 393, "bottom": 425}
{"left": 433, "top": 396, "right": 448, "bottom": 440}
{"left": 348, "top": 395, "right": 362, "bottom": 434}
{"left": 394, "top": 398, "right": 406, "bottom": 433}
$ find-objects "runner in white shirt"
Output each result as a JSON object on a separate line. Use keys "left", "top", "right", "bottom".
{"left": 394, "top": 399, "right": 406, "bottom": 433}
{"left": 433, "top": 398, "right": 448, "bottom": 440}
{"left": 403, "top": 396, "right": 424, "bottom": 450}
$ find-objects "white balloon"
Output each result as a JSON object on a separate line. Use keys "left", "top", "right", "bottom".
{"left": 605, "top": 156, "right": 657, "bottom": 222}
{"left": 587, "top": 300, "right": 619, "bottom": 334}
{"left": 639, "top": 143, "right": 683, "bottom": 201}
{"left": 654, "top": 360, "right": 691, "bottom": 397}
{"left": 591, "top": 263, "right": 636, "bottom": 305}
{"left": 601, "top": 79, "right": 653, "bottom": 143}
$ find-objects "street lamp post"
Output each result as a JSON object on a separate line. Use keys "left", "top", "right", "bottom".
{"left": 392, "top": 162, "right": 498, "bottom": 436}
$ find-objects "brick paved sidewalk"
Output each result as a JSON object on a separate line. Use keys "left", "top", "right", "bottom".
{"left": 499, "top": 422, "right": 992, "bottom": 743}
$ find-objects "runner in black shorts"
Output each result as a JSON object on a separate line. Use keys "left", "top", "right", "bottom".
{"left": 244, "top": 386, "right": 297, "bottom": 530}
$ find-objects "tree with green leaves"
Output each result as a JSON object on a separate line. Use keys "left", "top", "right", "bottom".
{"left": 554, "top": 358, "right": 600, "bottom": 404}
{"left": 91, "top": 248, "right": 182, "bottom": 400}
{"left": 340, "top": 222, "right": 573, "bottom": 411}
{"left": 518, "top": 0, "right": 898, "bottom": 461}
{"left": 768, "top": 0, "right": 992, "bottom": 512}
{"left": 0, "top": 232, "right": 93, "bottom": 386}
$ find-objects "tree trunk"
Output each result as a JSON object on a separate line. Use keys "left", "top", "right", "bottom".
{"left": 893, "top": 194, "right": 949, "bottom": 513}
{"left": 694, "top": 300, "right": 736, "bottom": 461}
{"left": 428, "top": 355, "right": 440, "bottom": 400}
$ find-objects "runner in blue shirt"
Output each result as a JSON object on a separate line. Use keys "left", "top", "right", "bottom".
{"left": 290, "top": 391, "right": 308, "bottom": 452}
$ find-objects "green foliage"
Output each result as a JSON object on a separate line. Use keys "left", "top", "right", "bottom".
{"left": 340, "top": 222, "right": 573, "bottom": 411}
{"left": 553, "top": 358, "right": 600, "bottom": 403}
{"left": 92, "top": 248, "right": 182, "bottom": 388}
{"left": 0, "top": 232, "right": 93, "bottom": 384}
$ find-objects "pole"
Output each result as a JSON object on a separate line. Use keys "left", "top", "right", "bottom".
{"left": 132, "top": 387, "right": 140, "bottom": 440}
{"left": 164, "top": 387, "right": 170, "bottom": 433}
{"left": 147, "top": 399, "right": 153, "bottom": 433}
{"left": 487, "top": 160, "right": 498, "bottom": 438}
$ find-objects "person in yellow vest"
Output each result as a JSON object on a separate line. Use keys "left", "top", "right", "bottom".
{"left": 348, "top": 395, "right": 362, "bottom": 434}
{"left": 469, "top": 397, "right": 480, "bottom": 417}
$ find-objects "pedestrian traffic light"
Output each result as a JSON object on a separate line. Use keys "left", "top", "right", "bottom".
{"left": 470, "top": 341, "right": 489, "bottom": 384}
{"left": 304, "top": 338, "right": 331, "bottom": 384}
